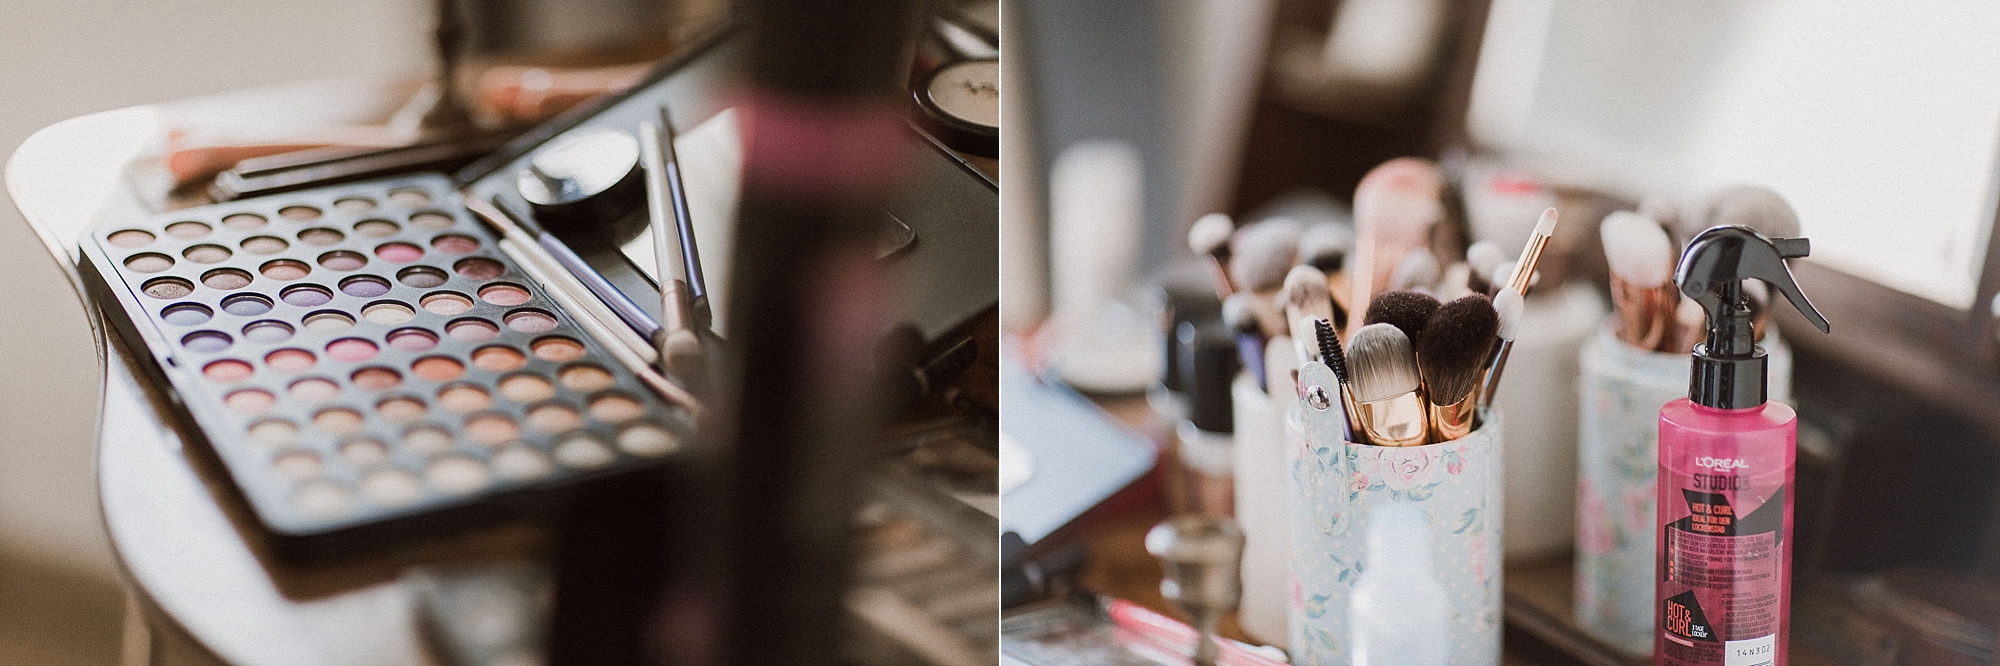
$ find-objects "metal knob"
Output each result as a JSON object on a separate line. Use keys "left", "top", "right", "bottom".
{"left": 1146, "top": 514, "right": 1245, "bottom": 666}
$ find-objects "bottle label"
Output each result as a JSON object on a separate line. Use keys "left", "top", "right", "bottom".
{"left": 1658, "top": 484, "right": 1786, "bottom": 665}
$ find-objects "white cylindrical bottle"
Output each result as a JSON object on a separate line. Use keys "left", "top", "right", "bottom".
{"left": 1349, "top": 505, "right": 1448, "bottom": 666}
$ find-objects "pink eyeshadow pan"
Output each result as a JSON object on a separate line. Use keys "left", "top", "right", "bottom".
{"left": 412, "top": 356, "right": 465, "bottom": 382}
{"left": 204, "top": 360, "right": 254, "bottom": 383}
{"left": 430, "top": 235, "right": 479, "bottom": 254}
{"left": 421, "top": 292, "right": 475, "bottom": 315}
{"left": 446, "top": 319, "right": 499, "bottom": 342}
{"left": 478, "top": 284, "right": 531, "bottom": 306}
{"left": 531, "top": 336, "right": 587, "bottom": 362}
{"left": 375, "top": 243, "right": 423, "bottom": 262}
{"left": 351, "top": 367, "right": 402, "bottom": 391}
{"left": 265, "top": 348, "right": 317, "bottom": 373}
{"left": 453, "top": 258, "right": 504, "bottom": 280}
{"left": 326, "top": 338, "right": 379, "bottom": 362}
{"left": 386, "top": 328, "right": 439, "bottom": 352}
{"left": 504, "top": 309, "right": 557, "bottom": 333}
{"left": 108, "top": 230, "right": 154, "bottom": 247}
{"left": 471, "top": 346, "right": 526, "bottom": 372}
{"left": 224, "top": 389, "right": 276, "bottom": 414}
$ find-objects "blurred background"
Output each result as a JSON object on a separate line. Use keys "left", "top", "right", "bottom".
{"left": 1000, "top": 1, "right": 2000, "bottom": 664}
{"left": 0, "top": 3, "right": 429, "bottom": 662}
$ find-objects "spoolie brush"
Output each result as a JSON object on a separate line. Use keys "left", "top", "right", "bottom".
{"left": 1601, "top": 211, "right": 1677, "bottom": 351}
{"left": 1479, "top": 288, "right": 1523, "bottom": 407}
{"left": 1188, "top": 213, "right": 1237, "bottom": 300}
{"left": 1222, "top": 293, "right": 1268, "bottom": 392}
{"left": 1315, "top": 317, "right": 1360, "bottom": 441}
{"left": 1345, "top": 323, "right": 1426, "bottom": 447}
{"left": 1418, "top": 294, "right": 1498, "bottom": 442}
{"left": 1364, "top": 290, "right": 1441, "bottom": 349}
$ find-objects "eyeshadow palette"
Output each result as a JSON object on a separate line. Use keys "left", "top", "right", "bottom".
{"left": 79, "top": 173, "right": 691, "bottom": 560}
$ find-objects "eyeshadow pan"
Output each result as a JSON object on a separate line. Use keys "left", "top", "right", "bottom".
{"left": 333, "top": 197, "right": 377, "bottom": 213}
{"left": 302, "top": 311, "right": 356, "bottom": 333}
{"left": 108, "top": 229, "right": 154, "bottom": 247}
{"left": 500, "top": 374, "right": 556, "bottom": 404}
{"left": 409, "top": 212, "right": 453, "bottom": 230}
{"left": 260, "top": 259, "right": 312, "bottom": 281}
{"left": 464, "top": 413, "right": 519, "bottom": 446}
{"left": 426, "top": 456, "right": 490, "bottom": 495}
{"left": 143, "top": 277, "right": 195, "bottom": 299}
{"left": 558, "top": 364, "right": 615, "bottom": 392}
{"left": 412, "top": 356, "right": 465, "bottom": 382}
{"left": 242, "top": 320, "right": 294, "bottom": 343}
{"left": 165, "top": 221, "right": 212, "bottom": 238}
{"left": 202, "top": 268, "right": 254, "bottom": 290}
{"left": 248, "top": 419, "right": 300, "bottom": 447}
{"left": 375, "top": 242, "right": 423, "bottom": 263}
{"left": 617, "top": 424, "right": 679, "bottom": 457}
{"left": 293, "top": 481, "right": 353, "bottom": 518}
{"left": 503, "top": 309, "right": 557, "bottom": 333}
{"left": 288, "top": 378, "right": 340, "bottom": 403}
{"left": 221, "top": 213, "right": 266, "bottom": 230}
{"left": 479, "top": 284, "right": 531, "bottom": 306}
{"left": 224, "top": 389, "right": 276, "bottom": 414}
{"left": 181, "top": 331, "right": 232, "bottom": 353}
{"left": 587, "top": 393, "right": 644, "bottom": 423}
{"left": 430, "top": 235, "right": 479, "bottom": 254}
{"left": 438, "top": 384, "right": 492, "bottom": 412}
{"left": 362, "top": 301, "right": 416, "bottom": 325}
{"left": 524, "top": 402, "right": 580, "bottom": 433}
{"left": 354, "top": 219, "right": 400, "bottom": 237}
{"left": 471, "top": 345, "right": 526, "bottom": 372}
{"left": 318, "top": 251, "right": 367, "bottom": 271}
{"left": 280, "top": 284, "right": 334, "bottom": 307}
{"left": 125, "top": 253, "right": 174, "bottom": 273}
{"left": 491, "top": 446, "right": 553, "bottom": 481}
{"left": 530, "top": 336, "right": 586, "bottom": 362}
{"left": 313, "top": 408, "right": 365, "bottom": 434}
{"left": 385, "top": 328, "right": 439, "bottom": 352}
{"left": 265, "top": 348, "right": 317, "bottom": 373}
{"left": 388, "top": 188, "right": 432, "bottom": 207}
{"left": 421, "top": 292, "right": 474, "bottom": 315}
{"left": 554, "top": 434, "right": 615, "bottom": 469}
{"left": 376, "top": 397, "right": 426, "bottom": 424}
{"left": 340, "top": 438, "right": 390, "bottom": 465}
{"left": 221, "top": 293, "right": 274, "bottom": 316}
{"left": 401, "top": 426, "right": 454, "bottom": 456}
{"left": 273, "top": 451, "right": 324, "bottom": 481}
{"left": 279, "top": 205, "right": 321, "bottom": 221}
{"left": 351, "top": 367, "right": 402, "bottom": 391}
{"left": 203, "top": 359, "right": 254, "bottom": 383}
{"left": 445, "top": 318, "right": 499, "bottom": 342}
{"left": 160, "top": 303, "right": 212, "bottom": 326}
{"left": 183, "top": 244, "right": 232, "bottom": 264}
{"left": 453, "top": 258, "right": 504, "bottom": 280}
{"left": 241, "top": 236, "right": 289, "bottom": 254}
{"left": 339, "top": 275, "right": 392, "bottom": 298}
{"left": 397, "top": 266, "right": 449, "bottom": 288}
{"left": 360, "top": 468, "right": 423, "bottom": 507}
{"left": 326, "top": 338, "right": 379, "bottom": 362}
{"left": 298, "top": 228, "right": 345, "bottom": 246}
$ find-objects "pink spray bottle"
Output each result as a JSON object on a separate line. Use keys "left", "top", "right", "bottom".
{"left": 1655, "top": 226, "right": 1828, "bottom": 666}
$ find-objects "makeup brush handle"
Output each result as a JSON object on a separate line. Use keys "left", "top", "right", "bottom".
{"left": 1480, "top": 340, "right": 1515, "bottom": 407}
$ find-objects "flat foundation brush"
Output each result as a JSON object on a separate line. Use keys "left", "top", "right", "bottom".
{"left": 1346, "top": 323, "right": 1426, "bottom": 447}
{"left": 1419, "top": 294, "right": 1498, "bottom": 442}
{"left": 1600, "top": 211, "right": 1677, "bottom": 351}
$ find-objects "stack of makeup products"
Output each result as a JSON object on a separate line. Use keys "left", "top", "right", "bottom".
{"left": 78, "top": 172, "right": 699, "bottom": 561}
{"left": 1194, "top": 158, "right": 1558, "bottom": 448}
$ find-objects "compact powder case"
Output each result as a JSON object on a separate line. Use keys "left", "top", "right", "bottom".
{"left": 79, "top": 173, "right": 691, "bottom": 561}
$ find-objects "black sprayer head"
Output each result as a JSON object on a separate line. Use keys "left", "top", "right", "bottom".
{"left": 1675, "top": 225, "right": 1829, "bottom": 409}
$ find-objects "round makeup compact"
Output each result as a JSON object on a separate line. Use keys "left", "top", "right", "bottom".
{"left": 914, "top": 58, "right": 998, "bottom": 158}
{"left": 515, "top": 127, "right": 647, "bottom": 249}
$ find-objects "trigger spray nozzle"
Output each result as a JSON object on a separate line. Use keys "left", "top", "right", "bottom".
{"left": 1675, "top": 225, "right": 1829, "bottom": 409}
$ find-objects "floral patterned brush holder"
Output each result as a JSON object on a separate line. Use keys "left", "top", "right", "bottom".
{"left": 1573, "top": 321, "right": 1791, "bottom": 656}
{"left": 1286, "top": 362, "right": 1504, "bottom": 665}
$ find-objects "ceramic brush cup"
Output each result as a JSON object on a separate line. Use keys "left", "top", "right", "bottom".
{"left": 1287, "top": 380, "right": 1502, "bottom": 665}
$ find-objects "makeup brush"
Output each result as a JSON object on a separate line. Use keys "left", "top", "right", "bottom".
{"left": 1701, "top": 185, "right": 1799, "bottom": 342}
{"left": 1505, "top": 207, "right": 1559, "bottom": 296}
{"left": 1419, "top": 295, "right": 1498, "bottom": 442}
{"left": 1464, "top": 240, "right": 1505, "bottom": 295}
{"left": 1222, "top": 293, "right": 1268, "bottom": 392}
{"left": 1229, "top": 218, "right": 1304, "bottom": 339}
{"left": 1298, "top": 224, "right": 1354, "bottom": 328}
{"left": 1600, "top": 211, "right": 1677, "bottom": 351}
{"left": 1314, "top": 317, "right": 1361, "bottom": 442}
{"left": 1390, "top": 248, "right": 1441, "bottom": 292}
{"left": 638, "top": 114, "right": 706, "bottom": 385}
{"left": 1282, "top": 265, "right": 1337, "bottom": 366}
{"left": 1363, "top": 290, "right": 1440, "bottom": 347}
{"left": 1188, "top": 213, "right": 1238, "bottom": 300}
{"left": 1349, "top": 159, "right": 1445, "bottom": 319}
{"left": 1265, "top": 334, "right": 1298, "bottom": 400}
{"left": 1479, "top": 288, "right": 1523, "bottom": 407}
{"left": 1345, "top": 323, "right": 1426, "bottom": 447}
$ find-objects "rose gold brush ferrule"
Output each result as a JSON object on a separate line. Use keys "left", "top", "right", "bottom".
{"left": 1354, "top": 391, "right": 1428, "bottom": 447}
{"left": 1341, "top": 387, "right": 1366, "bottom": 444}
{"left": 1507, "top": 234, "right": 1550, "bottom": 295}
{"left": 1609, "top": 277, "right": 1670, "bottom": 350}
{"left": 1427, "top": 391, "right": 1478, "bottom": 442}
{"left": 1203, "top": 258, "right": 1236, "bottom": 301}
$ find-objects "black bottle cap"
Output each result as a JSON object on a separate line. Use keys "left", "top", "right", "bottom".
{"left": 1676, "top": 225, "right": 1830, "bottom": 408}
{"left": 1180, "top": 322, "right": 1239, "bottom": 433}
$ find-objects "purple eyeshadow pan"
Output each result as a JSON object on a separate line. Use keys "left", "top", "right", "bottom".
{"left": 339, "top": 276, "right": 392, "bottom": 298}
{"left": 160, "top": 303, "right": 212, "bottom": 326}
{"left": 181, "top": 331, "right": 233, "bottom": 353}
{"left": 221, "top": 293, "right": 274, "bottom": 316}
{"left": 280, "top": 285, "right": 334, "bottom": 307}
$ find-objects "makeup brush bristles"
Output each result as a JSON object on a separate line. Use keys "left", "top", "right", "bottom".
{"left": 1298, "top": 223, "right": 1353, "bottom": 272}
{"left": 1314, "top": 318, "right": 1347, "bottom": 383}
{"left": 1189, "top": 213, "right": 1235, "bottom": 259}
{"left": 1364, "top": 290, "right": 1441, "bottom": 346}
{"left": 1600, "top": 211, "right": 1673, "bottom": 288}
{"left": 1419, "top": 295, "right": 1498, "bottom": 404}
{"left": 1346, "top": 323, "right": 1420, "bottom": 404}
{"left": 1228, "top": 218, "right": 1304, "bottom": 294}
{"left": 1494, "top": 289, "right": 1523, "bottom": 343}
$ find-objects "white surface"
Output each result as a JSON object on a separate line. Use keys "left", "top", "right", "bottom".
{"left": 0, "top": 0, "right": 427, "bottom": 581}
{"left": 1468, "top": 1, "right": 2000, "bottom": 309}
{"left": 1493, "top": 283, "right": 1604, "bottom": 559}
